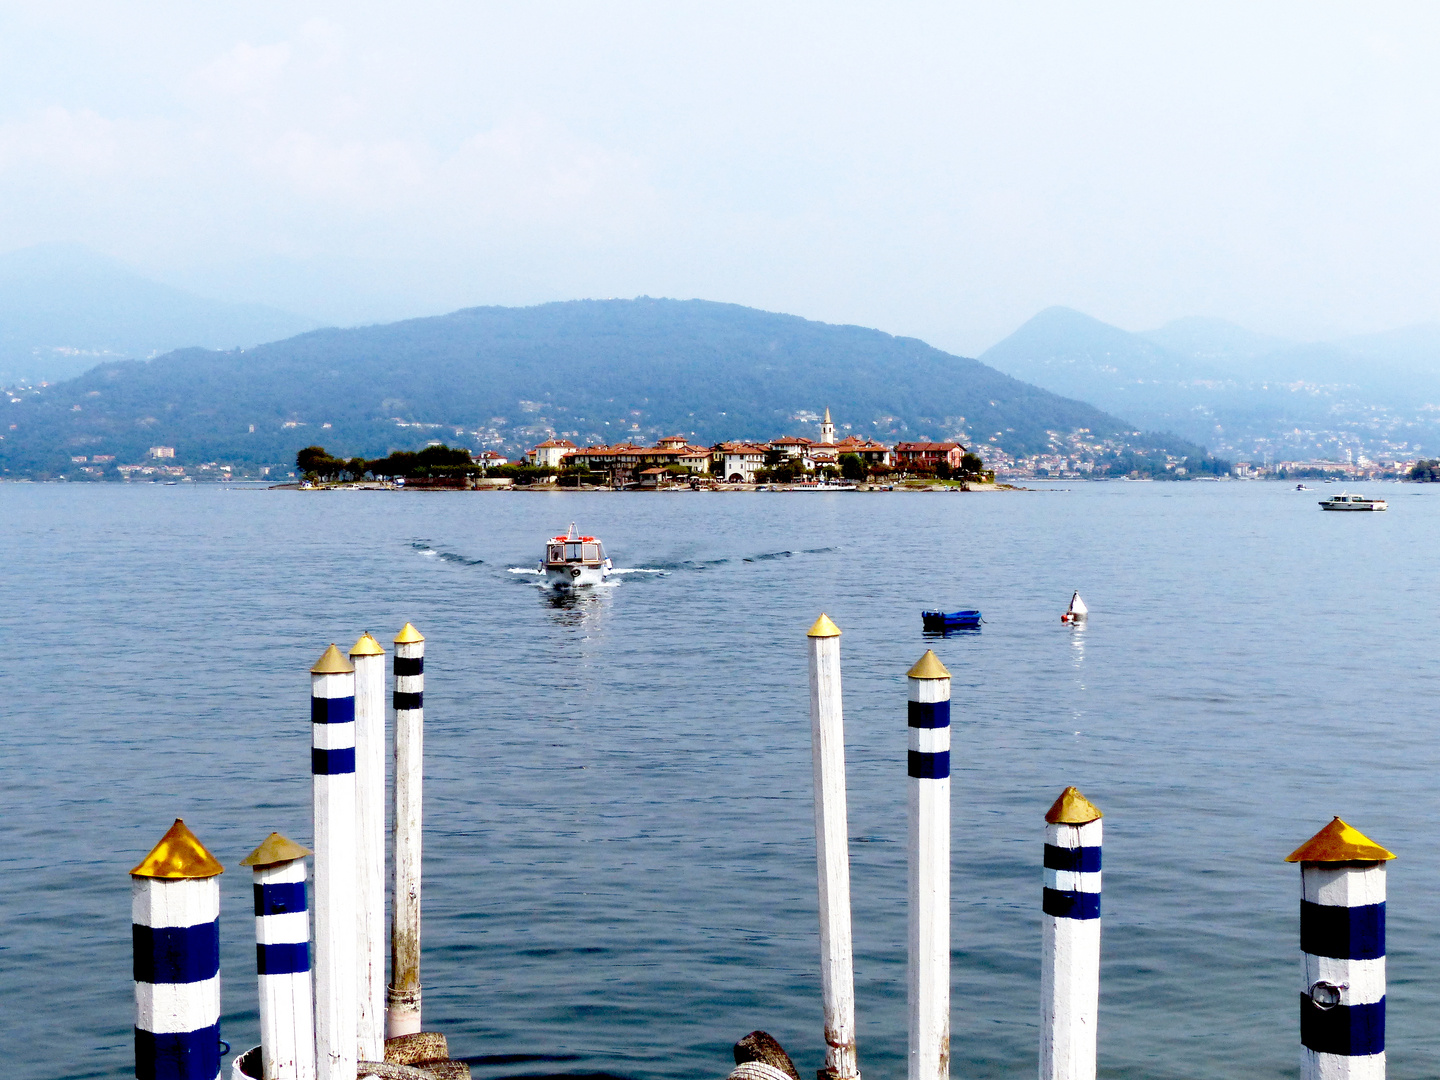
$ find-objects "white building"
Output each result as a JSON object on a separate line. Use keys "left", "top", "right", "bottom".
{"left": 718, "top": 443, "right": 769, "bottom": 483}
{"left": 148, "top": 446, "right": 175, "bottom": 459}
{"left": 527, "top": 439, "right": 577, "bottom": 469}
{"left": 820, "top": 407, "right": 835, "bottom": 445}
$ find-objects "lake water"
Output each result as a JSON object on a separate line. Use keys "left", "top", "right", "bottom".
{"left": 4, "top": 481, "right": 1440, "bottom": 1080}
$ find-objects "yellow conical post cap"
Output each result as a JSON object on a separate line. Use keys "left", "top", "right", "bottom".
{"left": 808, "top": 613, "right": 841, "bottom": 638}
{"left": 131, "top": 819, "right": 225, "bottom": 879}
{"left": 907, "top": 650, "right": 951, "bottom": 680}
{"left": 1285, "top": 817, "right": 1396, "bottom": 863}
{"left": 240, "top": 832, "right": 313, "bottom": 868}
{"left": 311, "top": 644, "right": 354, "bottom": 674}
{"left": 394, "top": 622, "right": 425, "bottom": 644}
{"left": 350, "top": 632, "right": 384, "bottom": 657}
{"left": 1045, "top": 786, "right": 1103, "bottom": 824}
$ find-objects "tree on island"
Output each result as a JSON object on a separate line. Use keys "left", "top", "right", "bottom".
{"left": 1410, "top": 460, "right": 1440, "bottom": 481}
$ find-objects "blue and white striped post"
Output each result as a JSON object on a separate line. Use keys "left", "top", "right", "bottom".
{"left": 130, "top": 819, "right": 225, "bottom": 1080}
{"left": 1041, "top": 787, "right": 1102, "bottom": 1080}
{"left": 311, "top": 644, "right": 357, "bottom": 1080}
{"left": 907, "top": 650, "right": 950, "bottom": 1080}
{"left": 240, "top": 833, "right": 315, "bottom": 1080}
{"left": 1287, "top": 818, "right": 1395, "bottom": 1080}
{"left": 388, "top": 623, "right": 425, "bottom": 1038}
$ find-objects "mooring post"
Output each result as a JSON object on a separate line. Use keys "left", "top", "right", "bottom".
{"left": 1040, "top": 786, "right": 1102, "bottom": 1080}
{"left": 131, "top": 819, "right": 225, "bottom": 1080}
{"left": 240, "top": 833, "right": 316, "bottom": 1080}
{"left": 907, "top": 649, "right": 951, "bottom": 1080}
{"left": 1286, "top": 817, "right": 1394, "bottom": 1080}
{"left": 350, "top": 632, "right": 387, "bottom": 1061}
{"left": 311, "top": 643, "right": 357, "bottom": 1080}
{"left": 807, "top": 613, "right": 860, "bottom": 1080}
{"left": 388, "top": 622, "right": 426, "bottom": 1038}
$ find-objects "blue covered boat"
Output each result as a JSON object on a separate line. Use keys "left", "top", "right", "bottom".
{"left": 922, "top": 609, "right": 983, "bottom": 632}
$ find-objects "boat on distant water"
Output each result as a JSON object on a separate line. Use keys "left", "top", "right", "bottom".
{"left": 922, "top": 609, "right": 982, "bottom": 633}
{"left": 1319, "top": 492, "right": 1387, "bottom": 512}
{"left": 542, "top": 523, "right": 612, "bottom": 588}
{"left": 1061, "top": 592, "right": 1088, "bottom": 624}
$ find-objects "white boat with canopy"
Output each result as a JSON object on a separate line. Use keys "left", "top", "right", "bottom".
{"left": 543, "top": 523, "right": 612, "bottom": 588}
{"left": 1319, "top": 492, "right": 1387, "bottom": 511}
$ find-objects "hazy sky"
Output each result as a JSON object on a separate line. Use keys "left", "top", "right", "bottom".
{"left": 3, "top": 3, "right": 1439, "bottom": 354}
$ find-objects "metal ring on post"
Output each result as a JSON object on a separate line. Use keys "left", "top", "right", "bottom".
{"left": 1307, "top": 981, "right": 1346, "bottom": 1010}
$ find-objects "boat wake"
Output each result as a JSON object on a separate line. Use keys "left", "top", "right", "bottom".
{"left": 410, "top": 540, "right": 484, "bottom": 565}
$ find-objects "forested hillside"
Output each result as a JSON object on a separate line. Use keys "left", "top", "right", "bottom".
{"left": 1, "top": 297, "right": 1196, "bottom": 475}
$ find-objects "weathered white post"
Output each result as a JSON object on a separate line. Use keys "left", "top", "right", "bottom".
{"left": 807, "top": 613, "right": 860, "bottom": 1080}
{"left": 388, "top": 622, "right": 426, "bottom": 1038}
{"left": 907, "top": 650, "right": 951, "bottom": 1080}
{"left": 350, "top": 632, "right": 387, "bottom": 1061}
{"left": 1287, "top": 817, "right": 1393, "bottom": 1080}
{"left": 131, "top": 819, "right": 225, "bottom": 1080}
{"left": 240, "top": 833, "right": 316, "bottom": 1080}
{"left": 1040, "top": 786, "right": 1102, "bottom": 1080}
{"left": 311, "top": 643, "right": 357, "bottom": 1080}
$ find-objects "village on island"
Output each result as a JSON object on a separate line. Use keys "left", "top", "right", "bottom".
{"left": 291, "top": 408, "right": 998, "bottom": 490}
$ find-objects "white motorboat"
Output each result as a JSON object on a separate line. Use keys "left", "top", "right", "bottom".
{"left": 1319, "top": 492, "right": 1387, "bottom": 512}
{"left": 543, "top": 523, "right": 612, "bottom": 588}
{"left": 1061, "top": 591, "right": 1088, "bottom": 624}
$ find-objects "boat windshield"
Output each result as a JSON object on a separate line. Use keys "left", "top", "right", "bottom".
{"left": 548, "top": 544, "right": 563, "bottom": 561}
{"left": 565, "top": 543, "right": 583, "bottom": 560}
{"left": 582, "top": 543, "right": 599, "bottom": 560}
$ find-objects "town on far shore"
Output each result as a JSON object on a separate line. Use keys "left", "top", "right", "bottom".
{"left": 36, "top": 405, "right": 1440, "bottom": 485}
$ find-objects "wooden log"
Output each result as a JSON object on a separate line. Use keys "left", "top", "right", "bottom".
{"left": 311, "top": 644, "right": 357, "bottom": 1080}
{"left": 130, "top": 819, "right": 225, "bottom": 1080}
{"left": 906, "top": 651, "right": 950, "bottom": 1080}
{"left": 1287, "top": 818, "right": 1395, "bottom": 1080}
{"left": 806, "top": 615, "right": 859, "bottom": 1080}
{"left": 1040, "top": 788, "right": 1102, "bottom": 1080}
{"left": 241, "top": 833, "right": 316, "bottom": 1080}
{"left": 388, "top": 624, "right": 426, "bottom": 1037}
{"left": 352, "top": 633, "right": 388, "bottom": 1062}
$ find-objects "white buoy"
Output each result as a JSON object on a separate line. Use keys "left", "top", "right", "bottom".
{"left": 130, "top": 819, "right": 225, "bottom": 1080}
{"left": 1287, "top": 818, "right": 1394, "bottom": 1080}
{"left": 311, "top": 644, "right": 357, "bottom": 1080}
{"left": 241, "top": 833, "right": 316, "bottom": 1080}
{"left": 350, "top": 633, "right": 387, "bottom": 1061}
{"left": 388, "top": 622, "right": 426, "bottom": 1038}
{"left": 907, "top": 650, "right": 951, "bottom": 1080}
{"left": 1040, "top": 787, "right": 1102, "bottom": 1080}
{"left": 1061, "top": 593, "right": 1088, "bottom": 624}
{"left": 807, "top": 614, "right": 860, "bottom": 1080}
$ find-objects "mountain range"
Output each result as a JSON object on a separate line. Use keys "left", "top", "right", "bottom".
{"left": 0, "top": 296, "right": 1205, "bottom": 476}
{"left": 0, "top": 245, "right": 319, "bottom": 385}
{"left": 980, "top": 307, "right": 1440, "bottom": 459}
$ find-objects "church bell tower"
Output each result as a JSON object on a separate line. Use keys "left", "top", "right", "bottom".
{"left": 820, "top": 407, "right": 835, "bottom": 445}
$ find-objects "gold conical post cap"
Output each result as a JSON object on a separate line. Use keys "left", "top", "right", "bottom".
{"left": 394, "top": 622, "right": 425, "bottom": 644}
{"left": 131, "top": 819, "right": 225, "bottom": 879}
{"left": 1285, "top": 817, "right": 1396, "bottom": 863}
{"left": 1045, "top": 786, "right": 1102, "bottom": 824}
{"left": 808, "top": 613, "right": 841, "bottom": 638}
{"left": 350, "top": 632, "right": 384, "bottom": 657}
{"left": 240, "top": 832, "right": 313, "bottom": 868}
{"left": 311, "top": 643, "right": 354, "bottom": 674}
{"left": 907, "top": 650, "right": 950, "bottom": 679}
